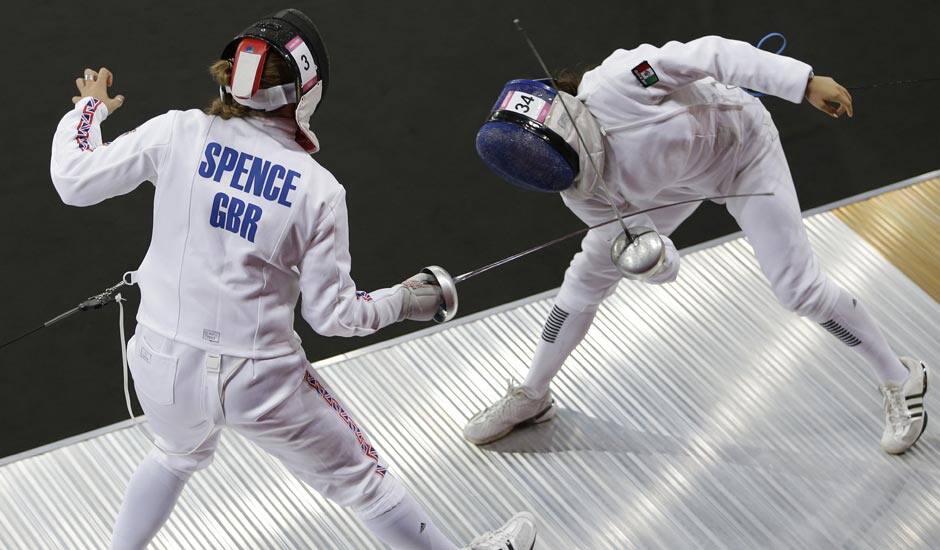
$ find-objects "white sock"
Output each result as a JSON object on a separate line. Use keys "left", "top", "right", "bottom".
{"left": 111, "top": 455, "right": 188, "bottom": 550}
{"left": 818, "top": 288, "right": 908, "bottom": 384}
{"left": 359, "top": 494, "right": 457, "bottom": 550}
{"left": 522, "top": 303, "right": 597, "bottom": 397}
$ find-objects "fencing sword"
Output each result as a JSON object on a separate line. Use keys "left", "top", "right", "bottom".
{"left": 0, "top": 194, "right": 774, "bottom": 346}
{"left": 422, "top": 191, "right": 773, "bottom": 323}
{"left": 0, "top": 279, "right": 129, "bottom": 351}
{"left": 845, "top": 76, "right": 940, "bottom": 91}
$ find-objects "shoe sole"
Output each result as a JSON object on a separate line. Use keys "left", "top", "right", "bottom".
{"left": 466, "top": 403, "right": 556, "bottom": 446}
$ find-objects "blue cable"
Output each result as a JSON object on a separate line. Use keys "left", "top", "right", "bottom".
{"left": 756, "top": 32, "right": 787, "bottom": 54}
{"left": 747, "top": 32, "right": 787, "bottom": 97}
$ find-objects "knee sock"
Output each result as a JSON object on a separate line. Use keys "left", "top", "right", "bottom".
{"left": 817, "top": 287, "right": 908, "bottom": 385}
{"left": 359, "top": 493, "right": 457, "bottom": 550}
{"left": 522, "top": 303, "right": 597, "bottom": 397}
{"left": 111, "top": 454, "right": 189, "bottom": 550}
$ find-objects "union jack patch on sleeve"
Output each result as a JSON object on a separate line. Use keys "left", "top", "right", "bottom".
{"left": 75, "top": 98, "right": 103, "bottom": 151}
{"left": 631, "top": 61, "right": 659, "bottom": 87}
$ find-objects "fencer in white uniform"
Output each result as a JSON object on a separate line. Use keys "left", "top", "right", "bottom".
{"left": 50, "top": 9, "right": 536, "bottom": 550}
{"left": 465, "top": 35, "right": 928, "bottom": 454}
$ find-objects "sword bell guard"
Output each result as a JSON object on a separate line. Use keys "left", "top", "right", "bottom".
{"left": 610, "top": 227, "right": 666, "bottom": 280}
{"left": 422, "top": 265, "right": 458, "bottom": 323}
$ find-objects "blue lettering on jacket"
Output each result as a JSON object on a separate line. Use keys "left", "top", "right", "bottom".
{"left": 198, "top": 142, "right": 300, "bottom": 206}
{"left": 280, "top": 170, "right": 299, "bottom": 207}
{"left": 210, "top": 192, "right": 262, "bottom": 243}
{"left": 198, "top": 142, "right": 222, "bottom": 178}
{"left": 263, "top": 164, "right": 286, "bottom": 202}
{"left": 230, "top": 152, "right": 253, "bottom": 191}
{"left": 215, "top": 147, "right": 239, "bottom": 182}
{"left": 198, "top": 142, "right": 302, "bottom": 243}
{"left": 244, "top": 157, "right": 271, "bottom": 197}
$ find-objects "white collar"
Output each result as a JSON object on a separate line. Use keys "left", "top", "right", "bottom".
{"left": 226, "top": 82, "right": 296, "bottom": 111}
{"left": 244, "top": 116, "right": 303, "bottom": 150}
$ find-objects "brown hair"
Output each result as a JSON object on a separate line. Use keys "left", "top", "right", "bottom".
{"left": 555, "top": 66, "right": 594, "bottom": 96}
{"left": 205, "top": 54, "right": 294, "bottom": 119}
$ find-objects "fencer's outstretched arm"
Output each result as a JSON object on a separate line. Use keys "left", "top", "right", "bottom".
{"left": 621, "top": 35, "right": 814, "bottom": 103}
{"left": 298, "top": 188, "right": 440, "bottom": 337}
{"left": 51, "top": 67, "right": 173, "bottom": 207}
{"left": 51, "top": 103, "right": 174, "bottom": 206}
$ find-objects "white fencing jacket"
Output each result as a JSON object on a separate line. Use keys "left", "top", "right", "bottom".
{"left": 51, "top": 101, "right": 405, "bottom": 358}
{"left": 563, "top": 35, "right": 813, "bottom": 277}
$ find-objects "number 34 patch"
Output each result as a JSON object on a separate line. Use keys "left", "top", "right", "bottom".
{"left": 500, "top": 90, "right": 551, "bottom": 122}
{"left": 631, "top": 61, "right": 659, "bottom": 87}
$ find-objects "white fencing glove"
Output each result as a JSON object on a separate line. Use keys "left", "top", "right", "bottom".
{"left": 398, "top": 272, "right": 445, "bottom": 322}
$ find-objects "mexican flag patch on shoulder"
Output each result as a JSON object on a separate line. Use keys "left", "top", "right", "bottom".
{"left": 631, "top": 61, "right": 659, "bottom": 87}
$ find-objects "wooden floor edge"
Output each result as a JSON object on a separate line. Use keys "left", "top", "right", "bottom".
{"left": 833, "top": 177, "right": 940, "bottom": 302}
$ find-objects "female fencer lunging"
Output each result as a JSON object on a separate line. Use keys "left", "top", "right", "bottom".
{"left": 51, "top": 9, "right": 535, "bottom": 550}
{"left": 465, "top": 35, "right": 928, "bottom": 455}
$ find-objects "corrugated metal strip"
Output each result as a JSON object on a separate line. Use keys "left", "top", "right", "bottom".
{"left": 2, "top": 203, "right": 939, "bottom": 549}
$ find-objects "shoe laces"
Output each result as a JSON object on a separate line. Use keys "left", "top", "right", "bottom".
{"left": 881, "top": 385, "right": 910, "bottom": 433}
{"left": 481, "top": 380, "right": 524, "bottom": 420}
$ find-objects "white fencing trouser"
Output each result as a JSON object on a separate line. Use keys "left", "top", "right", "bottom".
{"left": 523, "top": 200, "right": 698, "bottom": 396}
{"left": 111, "top": 324, "right": 441, "bottom": 549}
{"left": 523, "top": 107, "right": 907, "bottom": 396}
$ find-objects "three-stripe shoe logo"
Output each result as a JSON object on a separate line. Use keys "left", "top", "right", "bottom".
{"left": 907, "top": 364, "right": 927, "bottom": 419}
{"left": 820, "top": 319, "right": 862, "bottom": 347}
{"left": 541, "top": 306, "right": 569, "bottom": 343}
{"left": 908, "top": 392, "right": 926, "bottom": 418}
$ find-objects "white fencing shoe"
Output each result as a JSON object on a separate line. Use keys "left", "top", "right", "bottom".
{"left": 463, "top": 512, "right": 537, "bottom": 550}
{"left": 880, "top": 357, "right": 928, "bottom": 455}
{"left": 464, "top": 382, "right": 555, "bottom": 445}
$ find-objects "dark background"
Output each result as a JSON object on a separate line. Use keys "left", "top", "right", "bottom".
{"left": 1, "top": 1, "right": 937, "bottom": 458}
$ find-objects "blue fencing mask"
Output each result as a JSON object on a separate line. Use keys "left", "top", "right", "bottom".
{"left": 475, "top": 79, "right": 605, "bottom": 194}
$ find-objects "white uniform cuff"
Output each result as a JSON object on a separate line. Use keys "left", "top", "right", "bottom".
{"left": 75, "top": 96, "right": 109, "bottom": 122}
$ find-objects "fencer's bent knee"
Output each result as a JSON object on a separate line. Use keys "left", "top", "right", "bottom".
{"left": 349, "top": 475, "right": 407, "bottom": 521}
{"left": 770, "top": 272, "right": 837, "bottom": 320}
{"left": 555, "top": 277, "right": 618, "bottom": 314}
{"left": 556, "top": 260, "right": 621, "bottom": 313}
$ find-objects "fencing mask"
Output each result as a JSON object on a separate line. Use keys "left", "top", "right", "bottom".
{"left": 220, "top": 8, "right": 330, "bottom": 153}
{"left": 475, "top": 79, "right": 605, "bottom": 194}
